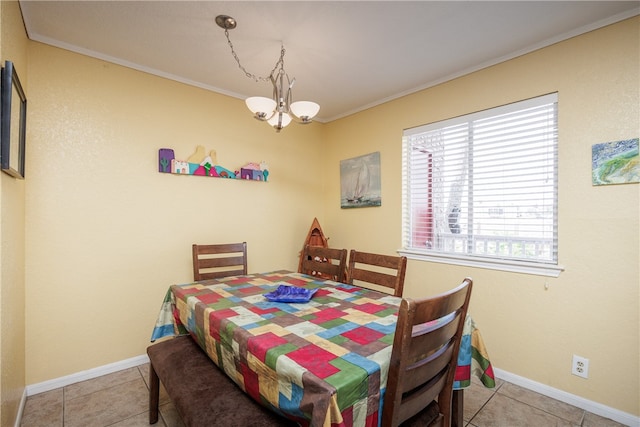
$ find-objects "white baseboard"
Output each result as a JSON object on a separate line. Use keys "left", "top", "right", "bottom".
{"left": 25, "top": 354, "right": 149, "bottom": 396}
{"left": 494, "top": 368, "right": 640, "bottom": 427}
{"left": 20, "top": 357, "right": 639, "bottom": 427}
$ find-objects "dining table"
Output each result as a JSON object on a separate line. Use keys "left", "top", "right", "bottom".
{"left": 151, "top": 270, "right": 495, "bottom": 427}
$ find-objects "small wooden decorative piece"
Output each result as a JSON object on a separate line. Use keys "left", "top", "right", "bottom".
{"left": 298, "top": 218, "right": 331, "bottom": 279}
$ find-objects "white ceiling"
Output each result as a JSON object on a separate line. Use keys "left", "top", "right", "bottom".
{"left": 19, "top": 1, "right": 639, "bottom": 122}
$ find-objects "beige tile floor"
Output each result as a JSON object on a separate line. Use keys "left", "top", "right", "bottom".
{"left": 20, "top": 365, "right": 627, "bottom": 427}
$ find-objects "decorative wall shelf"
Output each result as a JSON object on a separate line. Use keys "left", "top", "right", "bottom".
{"left": 158, "top": 147, "right": 269, "bottom": 182}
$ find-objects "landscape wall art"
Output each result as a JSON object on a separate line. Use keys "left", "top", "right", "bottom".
{"left": 592, "top": 138, "right": 639, "bottom": 186}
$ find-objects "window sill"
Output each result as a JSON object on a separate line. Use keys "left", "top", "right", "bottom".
{"left": 397, "top": 249, "right": 565, "bottom": 278}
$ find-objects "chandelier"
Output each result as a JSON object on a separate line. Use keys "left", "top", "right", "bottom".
{"left": 216, "top": 15, "right": 320, "bottom": 132}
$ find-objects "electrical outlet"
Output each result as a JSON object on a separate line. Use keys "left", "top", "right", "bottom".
{"left": 572, "top": 355, "right": 589, "bottom": 378}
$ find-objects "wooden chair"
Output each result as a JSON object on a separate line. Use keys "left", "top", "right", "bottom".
{"left": 299, "top": 245, "right": 348, "bottom": 282}
{"left": 192, "top": 242, "right": 247, "bottom": 281}
{"left": 381, "top": 278, "right": 473, "bottom": 427}
{"left": 347, "top": 250, "right": 407, "bottom": 296}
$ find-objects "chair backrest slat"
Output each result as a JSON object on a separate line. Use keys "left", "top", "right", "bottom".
{"left": 400, "top": 340, "right": 455, "bottom": 394}
{"left": 406, "top": 313, "right": 461, "bottom": 363}
{"left": 347, "top": 250, "right": 407, "bottom": 296}
{"left": 192, "top": 242, "right": 247, "bottom": 281}
{"left": 299, "top": 245, "right": 347, "bottom": 283}
{"left": 399, "top": 371, "right": 448, "bottom": 422}
{"left": 197, "top": 255, "right": 246, "bottom": 269}
{"left": 382, "top": 278, "right": 473, "bottom": 427}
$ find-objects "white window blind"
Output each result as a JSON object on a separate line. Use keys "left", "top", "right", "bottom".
{"left": 401, "top": 93, "right": 561, "bottom": 276}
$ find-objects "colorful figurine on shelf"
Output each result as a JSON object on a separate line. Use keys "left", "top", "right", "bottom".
{"left": 157, "top": 147, "right": 266, "bottom": 182}
{"left": 172, "top": 160, "right": 189, "bottom": 174}
{"left": 215, "top": 166, "right": 236, "bottom": 178}
{"left": 159, "top": 149, "right": 175, "bottom": 172}
{"left": 186, "top": 145, "right": 206, "bottom": 163}
{"left": 240, "top": 161, "right": 270, "bottom": 181}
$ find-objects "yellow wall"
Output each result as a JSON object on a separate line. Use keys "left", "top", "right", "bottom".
{"left": 0, "top": 1, "right": 28, "bottom": 425}
{"left": 24, "top": 42, "right": 326, "bottom": 384}
{"left": 324, "top": 17, "right": 639, "bottom": 416}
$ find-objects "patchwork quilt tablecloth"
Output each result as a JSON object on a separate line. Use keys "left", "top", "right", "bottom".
{"left": 151, "top": 270, "right": 495, "bottom": 427}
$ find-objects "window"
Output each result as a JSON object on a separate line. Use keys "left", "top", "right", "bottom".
{"left": 401, "top": 93, "right": 562, "bottom": 277}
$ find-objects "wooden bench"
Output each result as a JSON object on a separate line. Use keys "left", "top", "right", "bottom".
{"left": 147, "top": 335, "right": 299, "bottom": 426}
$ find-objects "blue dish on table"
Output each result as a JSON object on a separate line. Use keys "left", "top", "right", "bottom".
{"left": 264, "top": 285, "right": 318, "bottom": 303}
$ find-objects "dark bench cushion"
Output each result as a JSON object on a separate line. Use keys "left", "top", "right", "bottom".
{"left": 147, "top": 335, "right": 299, "bottom": 427}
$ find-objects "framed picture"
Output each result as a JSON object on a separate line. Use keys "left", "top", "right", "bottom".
{"left": 1, "top": 60, "right": 27, "bottom": 178}
{"left": 592, "top": 138, "right": 639, "bottom": 186}
{"left": 340, "top": 151, "right": 381, "bottom": 208}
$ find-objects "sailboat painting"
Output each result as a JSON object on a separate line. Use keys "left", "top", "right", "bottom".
{"left": 340, "top": 152, "right": 382, "bottom": 208}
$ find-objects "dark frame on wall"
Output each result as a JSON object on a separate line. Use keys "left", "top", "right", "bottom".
{"left": 1, "top": 60, "right": 27, "bottom": 178}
